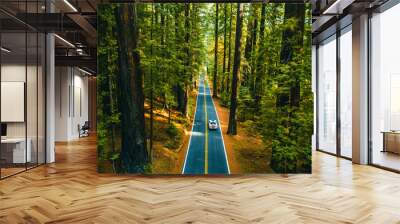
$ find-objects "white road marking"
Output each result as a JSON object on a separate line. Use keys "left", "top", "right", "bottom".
{"left": 182, "top": 76, "right": 202, "bottom": 174}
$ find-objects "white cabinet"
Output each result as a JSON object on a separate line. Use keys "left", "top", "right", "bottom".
{"left": 1, "top": 138, "right": 32, "bottom": 163}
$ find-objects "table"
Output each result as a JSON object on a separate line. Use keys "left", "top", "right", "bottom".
{"left": 381, "top": 131, "right": 400, "bottom": 154}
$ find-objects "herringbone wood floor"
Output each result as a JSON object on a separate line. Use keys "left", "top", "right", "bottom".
{"left": 1, "top": 137, "right": 400, "bottom": 224}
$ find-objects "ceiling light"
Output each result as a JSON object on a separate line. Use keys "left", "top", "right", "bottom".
{"left": 1, "top": 47, "right": 11, "bottom": 53}
{"left": 63, "top": 0, "right": 78, "bottom": 12}
{"left": 78, "top": 67, "right": 93, "bottom": 76}
{"left": 54, "top": 34, "right": 75, "bottom": 48}
{"left": 76, "top": 48, "right": 87, "bottom": 56}
{"left": 322, "top": 0, "right": 355, "bottom": 15}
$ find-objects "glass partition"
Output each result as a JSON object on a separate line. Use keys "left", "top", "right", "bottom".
{"left": 339, "top": 26, "right": 352, "bottom": 158}
{"left": 371, "top": 4, "right": 400, "bottom": 171}
{"left": 1, "top": 30, "right": 28, "bottom": 177}
{"left": 38, "top": 32, "right": 45, "bottom": 165}
{"left": 317, "top": 35, "right": 337, "bottom": 154}
{"left": 0, "top": 1, "right": 46, "bottom": 179}
{"left": 27, "top": 31, "right": 38, "bottom": 169}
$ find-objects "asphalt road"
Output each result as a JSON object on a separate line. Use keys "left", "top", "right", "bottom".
{"left": 182, "top": 76, "right": 230, "bottom": 175}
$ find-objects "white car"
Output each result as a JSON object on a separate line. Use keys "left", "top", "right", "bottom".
{"left": 208, "top": 120, "right": 218, "bottom": 130}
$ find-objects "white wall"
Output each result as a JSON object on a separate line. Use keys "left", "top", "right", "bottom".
{"left": 72, "top": 72, "right": 89, "bottom": 138}
{"left": 55, "top": 66, "right": 69, "bottom": 141}
{"left": 55, "top": 67, "right": 89, "bottom": 141}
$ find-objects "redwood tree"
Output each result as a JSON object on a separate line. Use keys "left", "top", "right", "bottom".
{"left": 253, "top": 3, "right": 266, "bottom": 106}
{"left": 222, "top": 4, "right": 227, "bottom": 92}
{"left": 115, "top": 4, "right": 148, "bottom": 173}
{"left": 213, "top": 3, "right": 219, "bottom": 97}
{"left": 226, "top": 4, "right": 233, "bottom": 93}
{"left": 227, "top": 3, "right": 244, "bottom": 135}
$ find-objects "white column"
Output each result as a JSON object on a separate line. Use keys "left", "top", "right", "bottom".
{"left": 352, "top": 14, "right": 369, "bottom": 164}
{"left": 46, "top": 1, "right": 55, "bottom": 163}
{"left": 46, "top": 33, "right": 55, "bottom": 163}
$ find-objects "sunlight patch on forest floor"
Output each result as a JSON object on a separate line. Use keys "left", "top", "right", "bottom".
{"left": 213, "top": 97, "right": 273, "bottom": 173}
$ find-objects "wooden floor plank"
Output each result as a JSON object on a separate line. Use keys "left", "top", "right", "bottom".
{"left": 0, "top": 136, "right": 399, "bottom": 223}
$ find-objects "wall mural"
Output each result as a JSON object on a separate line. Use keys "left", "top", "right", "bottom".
{"left": 97, "top": 2, "right": 312, "bottom": 174}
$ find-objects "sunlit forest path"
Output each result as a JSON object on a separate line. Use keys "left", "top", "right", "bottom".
{"left": 183, "top": 74, "right": 229, "bottom": 174}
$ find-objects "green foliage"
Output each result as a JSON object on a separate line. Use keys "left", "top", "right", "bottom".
{"left": 241, "top": 120, "right": 257, "bottom": 136}
{"left": 209, "top": 3, "right": 312, "bottom": 173}
{"left": 110, "top": 152, "right": 120, "bottom": 161}
{"left": 237, "top": 86, "right": 256, "bottom": 121}
{"left": 97, "top": 3, "right": 312, "bottom": 174}
{"left": 219, "top": 90, "right": 230, "bottom": 107}
{"left": 97, "top": 4, "right": 122, "bottom": 172}
{"left": 164, "top": 124, "right": 182, "bottom": 150}
{"left": 259, "top": 4, "right": 313, "bottom": 173}
{"left": 166, "top": 124, "right": 179, "bottom": 137}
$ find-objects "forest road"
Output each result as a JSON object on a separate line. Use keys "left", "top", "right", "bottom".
{"left": 182, "top": 75, "right": 230, "bottom": 175}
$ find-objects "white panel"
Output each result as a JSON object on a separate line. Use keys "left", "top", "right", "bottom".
{"left": 1, "top": 82, "right": 25, "bottom": 122}
{"left": 75, "top": 87, "right": 81, "bottom": 118}
{"left": 72, "top": 86, "right": 82, "bottom": 138}
{"left": 390, "top": 74, "right": 400, "bottom": 130}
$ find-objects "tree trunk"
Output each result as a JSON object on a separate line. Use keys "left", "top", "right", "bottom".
{"left": 227, "top": 3, "right": 244, "bottom": 135}
{"left": 149, "top": 4, "right": 155, "bottom": 162}
{"left": 265, "top": 5, "right": 279, "bottom": 84}
{"left": 183, "top": 3, "right": 190, "bottom": 117}
{"left": 254, "top": 3, "right": 266, "bottom": 106}
{"left": 226, "top": 4, "right": 233, "bottom": 93}
{"left": 250, "top": 6, "right": 259, "bottom": 92}
{"left": 115, "top": 4, "right": 148, "bottom": 173}
{"left": 174, "top": 7, "right": 186, "bottom": 115}
{"left": 222, "top": 4, "right": 227, "bottom": 93}
{"left": 168, "top": 107, "right": 171, "bottom": 124}
{"left": 213, "top": 3, "right": 218, "bottom": 97}
{"left": 243, "top": 5, "right": 258, "bottom": 86}
{"left": 160, "top": 5, "right": 166, "bottom": 108}
{"left": 185, "top": 3, "right": 191, "bottom": 89}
